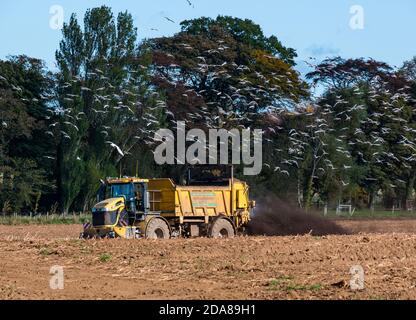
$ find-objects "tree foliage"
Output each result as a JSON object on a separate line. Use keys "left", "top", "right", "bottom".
{"left": 0, "top": 56, "right": 54, "bottom": 213}
{"left": 2, "top": 8, "right": 416, "bottom": 214}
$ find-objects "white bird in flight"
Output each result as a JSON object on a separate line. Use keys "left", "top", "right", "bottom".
{"left": 106, "top": 141, "right": 125, "bottom": 157}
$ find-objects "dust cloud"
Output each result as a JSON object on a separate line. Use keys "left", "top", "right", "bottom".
{"left": 247, "top": 195, "right": 348, "bottom": 236}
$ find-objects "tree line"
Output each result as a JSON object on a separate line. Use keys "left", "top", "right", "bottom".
{"left": 1, "top": 6, "right": 416, "bottom": 214}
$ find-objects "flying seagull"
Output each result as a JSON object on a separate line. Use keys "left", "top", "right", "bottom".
{"left": 106, "top": 141, "right": 125, "bottom": 157}
{"left": 164, "top": 16, "right": 175, "bottom": 23}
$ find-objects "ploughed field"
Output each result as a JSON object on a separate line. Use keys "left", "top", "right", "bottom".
{"left": 1, "top": 220, "right": 416, "bottom": 300}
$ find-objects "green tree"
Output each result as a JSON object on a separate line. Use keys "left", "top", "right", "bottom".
{"left": 180, "top": 16, "right": 298, "bottom": 66}
{"left": 148, "top": 17, "right": 308, "bottom": 126}
{"left": 0, "top": 56, "right": 54, "bottom": 213}
{"left": 308, "top": 57, "right": 415, "bottom": 209}
{"left": 54, "top": 6, "right": 161, "bottom": 213}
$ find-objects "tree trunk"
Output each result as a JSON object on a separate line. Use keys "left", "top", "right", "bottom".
{"left": 404, "top": 171, "right": 416, "bottom": 210}
{"left": 305, "top": 174, "right": 314, "bottom": 212}
{"left": 297, "top": 172, "right": 303, "bottom": 208}
{"left": 368, "top": 191, "right": 375, "bottom": 212}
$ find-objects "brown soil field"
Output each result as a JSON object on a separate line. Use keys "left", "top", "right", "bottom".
{"left": 335, "top": 218, "right": 416, "bottom": 234}
{"left": 0, "top": 220, "right": 416, "bottom": 300}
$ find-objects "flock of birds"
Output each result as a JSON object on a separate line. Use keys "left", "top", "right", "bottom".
{"left": 1, "top": 1, "right": 415, "bottom": 192}
{"left": 280, "top": 83, "right": 416, "bottom": 189}
{"left": 41, "top": 52, "right": 416, "bottom": 191}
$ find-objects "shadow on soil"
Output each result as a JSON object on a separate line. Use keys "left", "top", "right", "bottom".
{"left": 247, "top": 195, "right": 348, "bottom": 236}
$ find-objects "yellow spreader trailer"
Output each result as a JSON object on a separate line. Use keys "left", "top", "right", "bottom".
{"left": 82, "top": 166, "right": 256, "bottom": 239}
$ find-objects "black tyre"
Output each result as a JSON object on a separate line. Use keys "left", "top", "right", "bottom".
{"left": 80, "top": 232, "right": 94, "bottom": 240}
{"left": 209, "top": 218, "right": 235, "bottom": 238}
{"left": 145, "top": 218, "right": 171, "bottom": 239}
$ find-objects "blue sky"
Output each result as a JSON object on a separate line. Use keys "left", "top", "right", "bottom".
{"left": 1, "top": 0, "right": 416, "bottom": 75}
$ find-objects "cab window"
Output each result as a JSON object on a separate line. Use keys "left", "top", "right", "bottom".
{"left": 109, "top": 184, "right": 134, "bottom": 200}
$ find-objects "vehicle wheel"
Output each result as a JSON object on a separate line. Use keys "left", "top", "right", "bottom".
{"left": 209, "top": 218, "right": 235, "bottom": 238}
{"left": 145, "top": 218, "right": 171, "bottom": 239}
{"left": 80, "top": 232, "right": 93, "bottom": 240}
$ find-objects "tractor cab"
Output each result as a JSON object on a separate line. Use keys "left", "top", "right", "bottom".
{"left": 97, "top": 178, "right": 148, "bottom": 215}
{"left": 85, "top": 177, "right": 150, "bottom": 238}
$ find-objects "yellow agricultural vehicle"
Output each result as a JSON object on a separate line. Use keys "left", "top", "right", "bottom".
{"left": 81, "top": 166, "right": 256, "bottom": 239}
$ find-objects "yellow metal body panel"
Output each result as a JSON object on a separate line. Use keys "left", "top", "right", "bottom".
{"left": 94, "top": 197, "right": 124, "bottom": 213}
{"left": 147, "top": 178, "right": 252, "bottom": 220}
